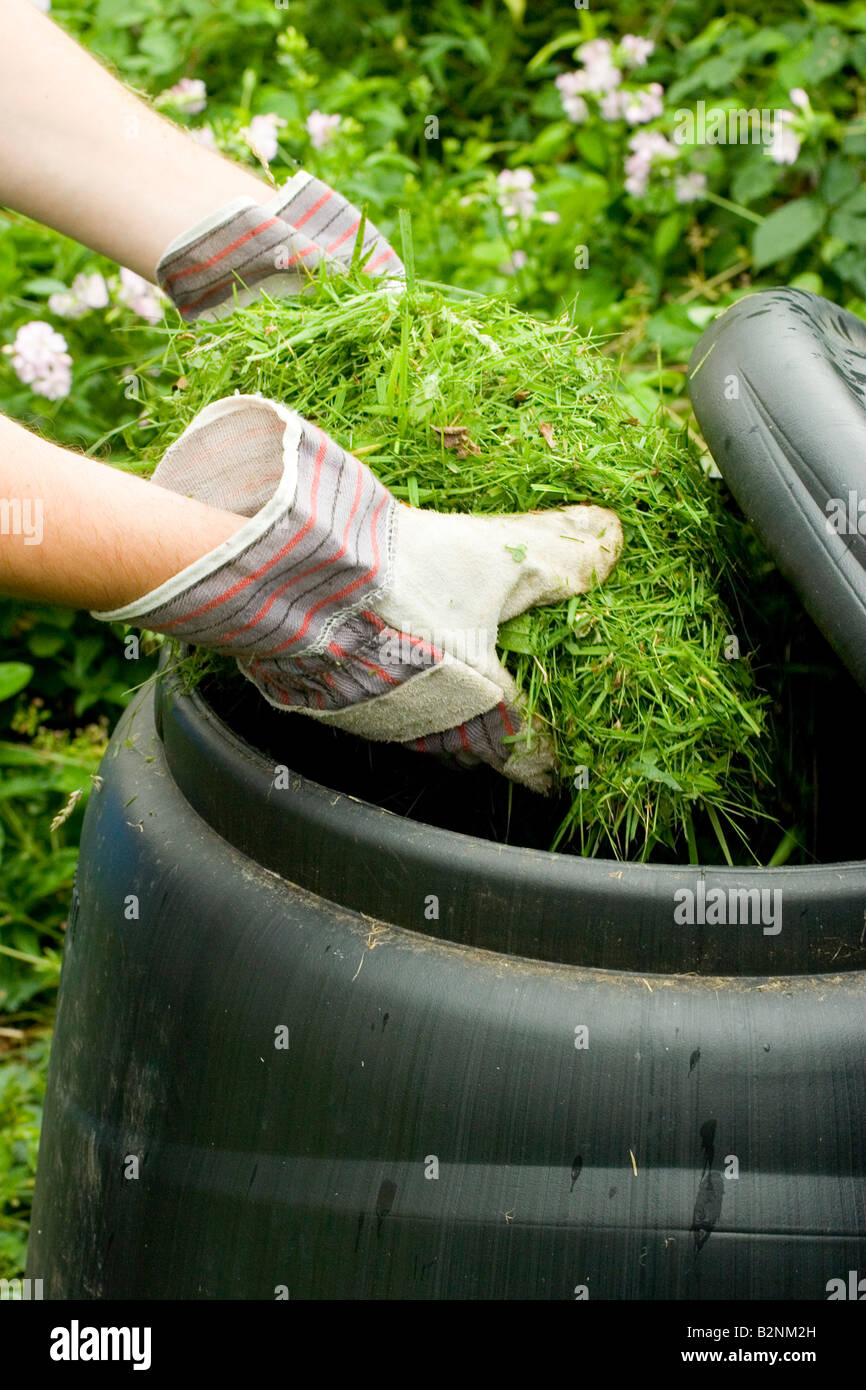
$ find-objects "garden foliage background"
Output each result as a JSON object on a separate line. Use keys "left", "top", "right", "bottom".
{"left": 2, "top": 0, "right": 866, "bottom": 1277}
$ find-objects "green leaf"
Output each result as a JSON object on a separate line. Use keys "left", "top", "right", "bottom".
{"left": 706, "top": 803, "right": 733, "bottom": 866}
{"left": 829, "top": 249, "right": 866, "bottom": 298}
{"left": 829, "top": 208, "right": 866, "bottom": 248}
{"left": 645, "top": 304, "right": 703, "bottom": 358}
{"left": 554, "top": 166, "right": 610, "bottom": 220}
{"left": 575, "top": 128, "right": 608, "bottom": 172}
{"left": 512, "top": 121, "right": 574, "bottom": 164}
{"left": 789, "top": 272, "right": 824, "bottom": 295}
{"left": 464, "top": 35, "right": 491, "bottom": 68}
{"left": 0, "top": 242, "right": 19, "bottom": 292}
{"left": 731, "top": 156, "right": 780, "bottom": 206}
{"left": 751, "top": 198, "right": 826, "bottom": 270}
{"left": 821, "top": 157, "right": 861, "bottom": 207}
{"left": 497, "top": 614, "right": 535, "bottom": 654}
{"left": 852, "top": 33, "right": 866, "bottom": 73}
{"left": 501, "top": 0, "right": 525, "bottom": 22}
{"left": 804, "top": 1, "right": 866, "bottom": 32}
{"left": 801, "top": 26, "right": 850, "bottom": 82}
{"left": 629, "top": 754, "right": 682, "bottom": 792}
{"left": 828, "top": 186, "right": 866, "bottom": 246}
{"left": 689, "top": 16, "right": 734, "bottom": 55}
{"left": 767, "top": 826, "right": 803, "bottom": 867}
{"left": 527, "top": 30, "right": 585, "bottom": 74}
{"left": 27, "top": 632, "right": 66, "bottom": 659}
{"left": 0, "top": 664, "right": 33, "bottom": 702}
{"left": 94, "top": 0, "right": 156, "bottom": 23}
{"left": 137, "top": 29, "right": 182, "bottom": 74}
{"left": 654, "top": 212, "right": 687, "bottom": 261}
{"left": 739, "top": 29, "right": 792, "bottom": 59}
{"left": 21, "top": 276, "right": 70, "bottom": 296}
{"left": 667, "top": 53, "right": 747, "bottom": 104}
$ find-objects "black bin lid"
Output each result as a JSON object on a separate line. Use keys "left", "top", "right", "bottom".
{"left": 687, "top": 286, "right": 866, "bottom": 691}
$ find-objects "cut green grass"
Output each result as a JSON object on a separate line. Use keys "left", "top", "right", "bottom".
{"left": 134, "top": 272, "right": 777, "bottom": 862}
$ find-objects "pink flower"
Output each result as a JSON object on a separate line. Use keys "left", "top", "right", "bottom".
{"left": 578, "top": 39, "right": 612, "bottom": 66}
{"left": 306, "top": 110, "right": 342, "bottom": 149}
{"left": 620, "top": 35, "right": 655, "bottom": 67}
{"left": 48, "top": 272, "right": 109, "bottom": 319}
{"left": 564, "top": 95, "right": 589, "bottom": 123}
{"left": 767, "top": 110, "right": 800, "bottom": 165}
{"left": 47, "top": 291, "right": 79, "bottom": 318}
{"left": 555, "top": 72, "right": 590, "bottom": 123}
{"left": 496, "top": 168, "right": 536, "bottom": 220}
{"left": 599, "top": 90, "right": 626, "bottom": 121}
{"left": 623, "top": 83, "right": 665, "bottom": 125}
{"left": 789, "top": 88, "right": 809, "bottom": 111}
{"left": 242, "top": 113, "right": 287, "bottom": 164}
{"left": 576, "top": 38, "right": 621, "bottom": 93}
{"left": 624, "top": 130, "right": 677, "bottom": 196}
{"left": 116, "top": 269, "right": 164, "bottom": 324}
{"left": 160, "top": 77, "right": 207, "bottom": 114}
{"left": 3, "top": 321, "right": 72, "bottom": 399}
{"left": 629, "top": 130, "right": 677, "bottom": 159}
{"left": 557, "top": 70, "right": 589, "bottom": 96}
{"left": 624, "top": 163, "right": 650, "bottom": 197}
{"left": 675, "top": 171, "right": 707, "bottom": 204}
{"left": 499, "top": 249, "right": 528, "bottom": 275}
{"left": 540, "top": 210, "right": 561, "bottom": 225}
{"left": 190, "top": 125, "right": 217, "bottom": 150}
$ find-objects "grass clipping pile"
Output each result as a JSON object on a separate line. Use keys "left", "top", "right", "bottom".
{"left": 144, "top": 277, "right": 774, "bottom": 863}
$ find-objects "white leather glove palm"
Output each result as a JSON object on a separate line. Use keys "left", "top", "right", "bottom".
{"left": 93, "top": 396, "right": 622, "bottom": 791}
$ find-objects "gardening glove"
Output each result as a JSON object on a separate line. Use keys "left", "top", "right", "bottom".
{"left": 156, "top": 170, "right": 404, "bottom": 322}
{"left": 92, "top": 396, "right": 622, "bottom": 792}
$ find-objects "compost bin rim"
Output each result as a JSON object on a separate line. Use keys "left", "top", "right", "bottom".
{"left": 152, "top": 659, "right": 866, "bottom": 977}
{"left": 156, "top": 649, "right": 866, "bottom": 881}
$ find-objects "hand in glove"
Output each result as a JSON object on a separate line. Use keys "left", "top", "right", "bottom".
{"left": 156, "top": 170, "right": 404, "bottom": 322}
{"left": 93, "top": 396, "right": 622, "bottom": 792}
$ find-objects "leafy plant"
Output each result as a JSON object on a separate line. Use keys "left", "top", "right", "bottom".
{"left": 0, "top": 1034, "right": 49, "bottom": 1281}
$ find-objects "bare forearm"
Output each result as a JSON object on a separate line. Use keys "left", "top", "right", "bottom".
{"left": 0, "top": 413, "right": 244, "bottom": 610}
{"left": 0, "top": 0, "right": 273, "bottom": 279}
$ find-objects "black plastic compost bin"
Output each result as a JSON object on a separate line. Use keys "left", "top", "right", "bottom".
{"left": 27, "top": 288, "right": 866, "bottom": 1301}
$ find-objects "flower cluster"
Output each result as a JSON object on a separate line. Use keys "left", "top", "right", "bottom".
{"left": 306, "top": 110, "right": 341, "bottom": 149}
{"left": 2, "top": 265, "right": 168, "bottom": 400}
{"left": 675, "top": 171, "right": 708, "bottom": 205}
{"left": 241, "top": 113, "right": 287, "bottom": 163}
{"left": 624, "top": 130, "right": 678, "bottom": 197}
{"left": 555, "top": 34, "right": 718, "bottom": 202}
{"left": 604, "top": 83, "right": 665, "bottom": 125}
{"left": 2, "top": 322, "right": 73, "bottom": 400}
{"left": 620, "top": 35, "right": 654, "bottom": 67}
{"left": 496, "top": 167, "right": 537, "bottom": 220}
{"left": 766, "top": 92, "right": 809, "bottom": 165}
{"left": 556, "top": 35, "right": 660, "bottom": 128}
{"left": 47, "top": 268, "right": 164, "bottom": 325}
{"left": 115, "top": 269, "right": 164, "bottom": 324}
{"left": 48, "top": 273, "right": 109, "bottom": 320}
{"left": 492, "top": 169, "right": 560, "bottom": 273}
{"left": 190, "top": 125, "right": 217, "bottom": 149}
{"left": 158, "top": 77, "right": 207, "bottom": 114}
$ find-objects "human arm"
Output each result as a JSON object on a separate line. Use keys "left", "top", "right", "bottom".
{"left": 0, "top": 0, "right": 402, "bottom": 314}
{"left": 0, "top": 399, "right": 622, "bottom": 792}
{"left": 0, "top": 0, "right": 273, "bottom": 282}
{"left": 0, "top": 411, "right": 245, "bottom": 609}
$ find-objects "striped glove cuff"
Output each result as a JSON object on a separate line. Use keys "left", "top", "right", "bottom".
{"left": 156, "top": 170, "right": 405, "bottom": 321}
